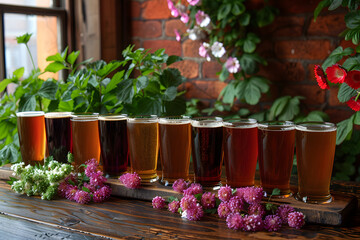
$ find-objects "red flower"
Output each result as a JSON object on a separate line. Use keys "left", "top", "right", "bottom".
{"left": 314, "top": 65, "right": 329, "bottom": 89}
{"left": 345, "top": 70, "right": 360, "bottom": 89}
{"left": 347, "top": 96, "right": 360, "bottom": 111}
{"left": 326, "top": 64, "right": 347, "bottom": 84}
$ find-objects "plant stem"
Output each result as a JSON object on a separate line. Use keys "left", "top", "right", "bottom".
{"left": 26, "top": 43, "right": 36, "bottom": 71}
{"left": 355, "top": 92, "right": 360, "bottom": 102}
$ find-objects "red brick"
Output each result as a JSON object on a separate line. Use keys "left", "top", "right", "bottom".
{"left": 261, "top": 16, "right": 304, "bottom": 38}
{"left": 257, "top": 40, "right": 275, "bottom": 59}
{"left": 142, "top": 0, "right": 172, "bottom": 20}
{"left": 324, "top": 109, "right": 353, "bottom": 123}
{"left": 143, "top": 40, "right": 181, "bottom": 56}
{"left": 271, "top": 0, "right": 320, "bottom": 14}
{"left": 182, "top": 39, "right": 202, "bottom": 58}
{"left": 275, "top": 40, "right": 332, "bottom": 60}
{"left": 308, "top": 14, "right": 346, "bottom": 37}
{"left": 328, "top": 87, "right": 347, "bottom": 107}
{"left": 340, "top": 39, "right": 357, "bottom": 52}
{"left": 132, "top": 21, "right": 162, "bottom": 38}
{"left": 165, "top": 19, "right": 188, "bottom": 37}
{"left": 132, "top": 39, "right": 142, "bottom": 49}
{"left": 282, "top": 85, "right": 326, "bottom": 105}
{"left": 202, "top": 61, "right": 222, "bottom": 79}
{"left": 259, "top": 60, "right": 305, "bottom": 82}
{"left": 259, "top": 84, "right": 279, "bottom": 103}
{"left": 171, "top": 60, "right": 199, "bottom": 79}
{"left": 131, "top": 0, "right": 142, "bottom": 18}
{"left": 184, "top": 80, "right": 227, "bottom": 99}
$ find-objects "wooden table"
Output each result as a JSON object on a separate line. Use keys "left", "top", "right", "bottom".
{"left": 0, "top": 181, "right": 359, "bottom": 239}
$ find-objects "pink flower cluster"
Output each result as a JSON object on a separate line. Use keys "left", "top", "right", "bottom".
{"left": 151, "top": 180, "right": 305, "bottom": 231}
{"left": 119, "top": 172, "right": 141, "bottom": 189}
{"left": 58, "top": 159, "right": 111, "bottom": 204}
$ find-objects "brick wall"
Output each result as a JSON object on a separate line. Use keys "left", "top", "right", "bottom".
{"left": 130, "top": 0, "right": 354, "bottom": 123}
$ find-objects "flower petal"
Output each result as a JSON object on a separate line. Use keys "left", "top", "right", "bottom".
{"left": 347, "top": 96, "right": 360, "bottom": 111}
{"left": 314, "top": 65, "right": 329, "bottom": 89}
{"left": 345, "top": 70, "right": 360, "bottom": 89}
{"left": 325, "top": 64, "right": 347, "bottom": 84}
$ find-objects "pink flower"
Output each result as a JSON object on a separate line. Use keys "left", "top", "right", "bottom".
{"left": 326, "top": 64, "right": 347, "bottom": 84}
{"left": 119, "top": 172, "right": 141, "bottom": 189}
{"left": 234, "top": 188, "right": 246, "bottom": 199}
{"left": 264, "top": 215, "right": 282, "bottom": 232}
{"left": 217, "top": 202, "right": 231, "bottom": 218}
{"left": 183, "top": 183, "right": 203, "bottom": 196}
{"left": 83, "top": 182, "right": 96, "bottom": 193}
{"left": 276, "top": 204, "right": 295, "bottom": 224}
{"left": 243, "top": 214, "right": 264, "bottom": 232}
{"left": 174, "top": 29, "right": 181, "bottom": 42}
{"left": 187, "top": 0, "right": 200, "bottom": 6}
{"left": 211, "top": 41, "right": 226, "bottom": 58}
{"left": 172, "top": 179, "right": 188, "bottom": 193}
{"left": 347, "top": 96, "right": 360, "bottom": 111}
{"left": 184, "top": 204, "right": 204, "bottom": 221}
{"left": 168, "top": 200, "right": 180, "bottom": 213}
{"left": 199, "top": 42, "right": 211, "bottom": 61}
{"left": 248, "top": 203, "right": 266, "bottom": 218}
{"left": 93, "top": 185, "right": 112, "bottom": 203}
{"left": 74, "top": 190, "right": 91, "bottom": 204}
{"left": 218, "top": 185, "right": 232, "bottom": 202}
{"left": 201, "top": 192, "right": 216, "bottom": 209}
{"left": 167, "top": 0, "right": 179, "bottom": 17}
{"left": 89, "top": 170, "right": 107, "bottom": 187}
{"left": 228, "top": 196, "right": 244, "bottom": 213}
{"left": 287, "top": 212, "right": 305, "bottom": 229}
{"left": 187, "top": 26, "right": 205, "bottom": 40}
{"left": 152, "top": 196, "right": 166, "bottom": 209}
{"left": 225, "top": 57, "right": 240, "bottom": 73}
{"left": 65, "top": 186, "right": 78, "bottom": 201}
{"left": 58, "top": 181, "right": 69, "bottom": 198}
{"left": 243, "top": 186, "right": 264, "bottom": 205}
{"left": 314, "top": 65, "right": 329, "bottom": 89}
{"left": 226, "top": 213, "right": 245, "bottom": 230}
{"left": 85, "top": 158, "right": 98, "bottom": 177}
{"left": 180, "top": 13, "right": 189, "bottom": 23}
{"left": 180, "top": 195, "right": 197, "bottom": 211}
{"left": 195, "top": 10, "right": 210, "bottom": 27}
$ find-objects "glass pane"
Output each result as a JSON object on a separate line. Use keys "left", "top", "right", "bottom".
{"left": 4, "top": 13, "right": 60, "bottom": 92}
{"left": 0, "top": 0, "right": 53, "bottom": 8}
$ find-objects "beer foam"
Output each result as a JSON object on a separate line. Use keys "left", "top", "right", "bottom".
{"left": 223, "top": 122, "right": 257, "bottom": 129}
{"left": 98, "top": 116, "right": 127, "bottom": 121}
{"left": 45, "top": 112, "right": 72, "bottom": 118}
{"left": 16, "top": 111, "right": 45, "bottom": 117}
{"left": 191, "top": 120, "right": 223, "bottom": 128}
{"left": 258, "top": 126, "right": 295, "bottom": 131}
{"left": 159, "top": 118, "right": 191, "bottom": 125}
{"left": 296, "top": 124, "right": 336, "bottom": 132}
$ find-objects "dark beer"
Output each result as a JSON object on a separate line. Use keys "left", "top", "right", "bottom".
{"left": 159, "top": 117, "right": 191, "bottom": 185}
{"left": 258, "top": 121, "right": 295, "bottom": 197}
{"left": 45, "top": 112, "right": 72, "bottom": 163}
{"left": 17, "top": 111, "right": 46, "bottom": 165}
{"left": 127, "top": 116, "right": 159, "bottom": 183}
{"left": 98, "top": 115, "right": 129, "bottom": 177}
{"left": 71, "top": 114, "right": 100, "bottom": 168}
{"left": 223, "top": 119, "right": 258, "bottom": 187}
{"left": 191, "top": 118, "right": 223, "bottom": 187}
{"left": 295, "top": 122, "right": 337, "bottom": 203}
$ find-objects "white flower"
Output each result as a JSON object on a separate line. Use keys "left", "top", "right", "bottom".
{"left": 187, "top": 26, "right": 205, "bottom": 41}
{"left": 199, "top": 42, "right": 211, "bottom": 61}
{"left": 195, "top": 10, "right": 210, "bottom": 27}
{"left": 181, "top": 210, "right": 188, "bottom": 219}
{"left": 211, "top": 42, "right": 226, "bottom": 58}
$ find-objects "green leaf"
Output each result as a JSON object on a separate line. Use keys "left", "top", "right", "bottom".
{"left": 97, "top": 61, "right": 121, "bottom": 78}
{"left": 67, "top": 51, "right": 80, "bottom": 65}
{"left": 268, "top": 96, "right": 291, "bottom": 120}
{"left": 37, "top": 80, "right": 58, "bottom": 100}
{"left": 0, "top": 143, "right": 19, "bottom": 164}
{"left": 354, "top": 111, "right": 360, "bottom": 125}
{"left": 117, "top": 79, "right": 134, "bottom": 104}
{"left": 314, "top": 0, "right": 330, "bottom": 21}
{"left": 239, "top": 13, "right": 250, "bottom": 26}
{"left": 338, "top": 83, "right": 357, "bottom": 103}
{"left": 166, "top": 55, "right": 183, "bottom": 66}
{"left": 13, "top": 67, "right": 25, "bottom": 79}
{"left": 45, "top": 62, "right": 67, "bottom": 73}
{"left": 219, "top": 67, "right": 229, "bottom": 81}
{"left": 232, "top": 3, "right": 245, "bottom": 16}
{"left": 135, "top": 97, "right": 162, "bottom": 115}
{"left": 136, "top": 76, "right": 149, "bottom": 93}
{"left": 305, "top": 111, "right": 329, "bottom": 122}
{"left": 0, "top": 79, "right": 15, "bottom": 92}
{"left": 322, "top": 47, "right": 354, "bottom": 70}
{"left": 159, "top": 68, "right": 185, "bottom": 87}
{"left": 82, "top": 187, "right": 90, "bottom": 193}
{"left": 219, "top": 81, "right": 237, "bottom": 105}
{"left": 278, "top": 96, "right": 303, "bottom": 121}
{"left": 167, "top": 196, "right": 179, "bottom": 203}
{"left": 342, "top": 55, "right": 360, "bottom": 71}
{"left": 272, "top": 188, "right": 281, "bottom": 196}
{"left": 345, "top": 11, "right": 360, "bottom": 29}
{"left": 46, "top": 53, "right": 64, "bottom": 62}
{"left": 204, "top": 208, "right": 217, "bottom": 214}
{"left": 19, "top": 95, "right": 36, "bottom": 112}
{"left": 163, "top": 86, "right": 177, "bottom": 101}
{"left": 250, "top": 76, "right": 270, "bottom": 93}
{"left": 256, "top": 6, "right": 277, "bottom": 27}
{"left": 16, "top": 33, "right": 32, "bottom": 44}
{"left": 104, "top": 71, "right": 124, "bottom": 94}
{"left": 336, "top": 114, "right": 355, "bottom": 145}
{"left": 163, "top": 97, "right": 186, "bottom": 116}
{"left": 244, "top": 80, "right": 261, "bottom": 105}
{"left": 328, "top": 0, "right": 343, "bottom": 10}
{"left": 218, "top": 3, "right": 231, "bottom": 20}
{"left": 61, "top": 46, "right": 68, "bottom": 59}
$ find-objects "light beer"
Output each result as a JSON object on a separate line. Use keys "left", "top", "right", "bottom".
{"left": 17, "top": 111, "right": 46, "bottom": 165}
{"left": 159, "top": 117, "right": 191, "bottom": 185}
{"left": 127, "top": 116, "right": 159, "bottom": 182}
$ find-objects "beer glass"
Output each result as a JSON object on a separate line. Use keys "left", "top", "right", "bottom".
{"left": 223, "top": 119, "right": 258, "bottom": 187}
{"left": 159, "top": 116, "right": 191, "bottom": 185}
{"left": 295, "top": 122, "right": 337, "bottom": 204}
{"left": 98, "top": 115, "right": 129, "bottom": 177}
{"left": 258, "top": 121, "right": 295, "bottom": 198}
{"left": 45, "top": 112, "right": 72, "bottom": 163}
{"left": 191, "top": 117, "right": 223, "bottom": 188}
{"left": 71, "top": 113, "right": 100, "bottom": 168}
{"left": 16, "top": 111, "right": 46, "bottom": 165}
{"left": 127, "top": 115, "right": 159, "bottom": 183}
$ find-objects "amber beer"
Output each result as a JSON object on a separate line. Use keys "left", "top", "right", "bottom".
{"left": 45, "top": 112, "right": 72, "bottom": 163}
{"left": 127, "top": 116, "right": 159, "bottom": 182}
{"left": 17, "top": 111, "right": 46, "bottom": 165}
{"left": 223, "top": 119, "right": 258, "bottom": 187}
{"left": 159, "top": 117, "right": 191, "bottom": 185}
{"left": 71, "top": 114, "right": 100, "bottom": 168}
{"left": 295, "top": 122, "right": 337, "bottom": 203}
{"left": 98, "top": 115, "right": 129, "bottom": 177}
{"left": 258, "top": 121, "right": 295, "bottom": 197}
{"left": 191, "top": 117, "right": 223, "bottom": 188}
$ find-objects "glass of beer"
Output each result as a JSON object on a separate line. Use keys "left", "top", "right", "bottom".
{"left": 16, "top": 111, "right": 46, "bottom": 165}
{"left": 191, "top": 117, "right": 223, "bottom": 188}
{"left": 223, "top": 119, "right": 258, "bottom": 187}
{"left": 295, "top": 122, "right": 337, "bottom": 204}
{"left": 159, "top": 116, "right": 191, "bottom": 185}
{"left": 127, "top": 115, "right": 159, "bottom": 183}
{"left": 45, "top": 112, "right": 72, "bottom": 163}
{"left": 71, "top": 113, "right": 100, "bottom": 168}
{"left": 98, "top": 114, "right": 129, "bottom": 177}
{"left": 258, "top": 121, "right": 295, "bottom": 198}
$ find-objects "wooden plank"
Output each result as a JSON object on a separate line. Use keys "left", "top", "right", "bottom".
{"left": 0, "top": 167, "right": 357, "bottom": 226}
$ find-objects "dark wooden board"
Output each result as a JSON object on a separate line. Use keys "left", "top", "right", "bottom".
{"left": 0, "top": 167, "right": 357, "bottom": 226}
